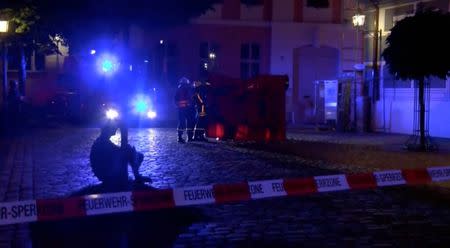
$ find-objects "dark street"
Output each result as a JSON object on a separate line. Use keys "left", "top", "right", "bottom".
{"left": 1, "top": 128, "right": 450, "bottom": 247}
{"left": 1, "top": 0, "right": 450, "bottom": 246}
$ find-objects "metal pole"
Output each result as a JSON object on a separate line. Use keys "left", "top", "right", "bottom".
{"left": 372, "top": 4, "right": 380, "bottom": 102}
{"left": 354, "top": 26, "right": 359, "bottom": 131}
{"left": 2, "top": 41, "right": 7, "bottom": 103}
{"left": 56, "top": 41, "right": 60, "bottom": 71}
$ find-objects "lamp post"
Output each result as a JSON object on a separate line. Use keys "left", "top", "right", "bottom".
{"left": 54, "top": 34, "right": 62, "bottom": 71}
{"left": 0, "top": 20, "right": 9, "bottom": 104}
{"left": 352, "top": 9, "right": 366, "bottom": 133}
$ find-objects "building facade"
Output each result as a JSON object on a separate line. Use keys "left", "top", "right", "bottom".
{"left": 128, "top": 0, "right": 361, "bottom": 125}
{"left": 6, "top": 0, "right": 449, "bottom": 138}
{"left": 361, "top": 0, "right": 450, "bottom": 137}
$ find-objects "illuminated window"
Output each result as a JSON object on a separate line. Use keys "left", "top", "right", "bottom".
{"left": 199, "top": 42, "right": 218, "bottom": 79}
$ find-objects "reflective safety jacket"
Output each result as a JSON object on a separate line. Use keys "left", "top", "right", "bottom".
{"left": 175, "top": 84, "right": 193, "bottom": 108}
{"left": 193, "top": 85, "right": 208, "bottom": 117}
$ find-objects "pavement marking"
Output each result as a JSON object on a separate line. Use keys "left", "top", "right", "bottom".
{"left": 1, "top": 166, "right": 449, "bottom": 226}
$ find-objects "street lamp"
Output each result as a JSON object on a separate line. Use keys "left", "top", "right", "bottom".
{"left": 352, "top": 14, "right": 365, "bottom": 27}
{"left": 0, "top": 20, "right": 9, "bottom": 103}
{"left": 0, "top": 21, "right": 8, "bottom": 33}
{"left": 54, "top": 34, "right": 62, "bottom": 71}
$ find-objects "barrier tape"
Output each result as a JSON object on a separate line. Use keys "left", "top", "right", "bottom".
{"left": 1, "top": 166, "right": 450, "bottom": 226}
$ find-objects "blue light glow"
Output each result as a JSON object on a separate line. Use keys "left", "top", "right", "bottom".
{"left": 90, "top": 49, "right": 96, "bottom": 55}
{"left": 130, "top": 94, "right": 154, "bottom": 116}
{"left": 135, "top": 100, "right": 148, "bottom": 113}
{"left": 102, "top": 60, "right": 114, "bottom": 72}
{"left": 96, "top": 54, "right": 119, "bottom": 75}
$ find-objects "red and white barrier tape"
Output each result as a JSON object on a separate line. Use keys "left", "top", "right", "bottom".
{"left": 1, "top": 166, "right": 450, "bottom": 226}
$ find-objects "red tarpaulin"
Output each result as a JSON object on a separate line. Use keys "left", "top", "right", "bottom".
{"left": 206, "top": 74, "right": 288, "bottom": 142}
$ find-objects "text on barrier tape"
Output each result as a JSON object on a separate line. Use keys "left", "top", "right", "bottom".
{"left": 1, "top": 166, "right": 450, "bottom": 226}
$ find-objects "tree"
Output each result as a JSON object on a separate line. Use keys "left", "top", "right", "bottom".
{"left": 1, "top": 0, "right": 220, "bottom": 95}
{"left": 34, "top": 0, "right": 222, "bottom": 53}
{"left": 0, "top": 4, "right": 58, "bottom": 96}
{"left": 382, "top": 9, "right": 450, "bottom": 150}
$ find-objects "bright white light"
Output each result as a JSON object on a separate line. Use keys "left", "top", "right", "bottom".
{"left": 0, "top": 20, "right": 9, "bottom": 33}
{"left": 160, "top": 40, "right": 164, "bottom": 44}
{"left": 216, "top": 137, "right": 219, "bottom": 141}
{"left": 147, "top": 111, "right": 157, "bottom": 119}
{"left": 90, "top": 49, "right": 96, "bottom": 55}
{"left": 352, "top": 14, "right": 365, "bottom": 27}
{"left": 144, "top": 60, "right": 149, "bottom": 63}
{"left": 209, "top": 52, "right": 216, "bottom": 59}
{"left": 204, "top": 63, "right": 208, "bottom": 69}
{"left": 129, "top": 65, "right": 133, "bottom": 71}
{"left": 106, "top": 108, "right": 119, "bottom": 120}
{"left": 88, "top": 194, "right": 100, "bottom": 199}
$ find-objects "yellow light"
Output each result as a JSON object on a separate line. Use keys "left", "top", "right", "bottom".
{"left": 352, "top": 14, "right": 365, "bottom": 27}
{"left": 0, "top": 20, "right": 8, "bottom": 33}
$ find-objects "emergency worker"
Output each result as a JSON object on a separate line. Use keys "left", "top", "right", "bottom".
{"left": 174, "top": 77, "right": 195, "bottom": 143}
{"left": 193, "top": 80, "right": 209, "bottom": 141}
{"left": 90, "top": 122, "right": 151, "bottom": 189}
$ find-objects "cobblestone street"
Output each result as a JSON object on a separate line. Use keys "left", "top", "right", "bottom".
{"left": 2, "top": 128, "right": 450, "bottom": 247}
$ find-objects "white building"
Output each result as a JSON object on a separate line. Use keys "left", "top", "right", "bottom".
{"left": 364, "top": 0, "right": 450, "bottom": 137}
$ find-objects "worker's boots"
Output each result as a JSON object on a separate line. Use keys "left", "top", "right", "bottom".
{"left": 178, "top": 131, "right": 185, "bottom": 143}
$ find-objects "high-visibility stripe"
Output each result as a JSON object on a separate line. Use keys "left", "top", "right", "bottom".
{"left": 196, "top": 94, "right": 203, "bottom": 104}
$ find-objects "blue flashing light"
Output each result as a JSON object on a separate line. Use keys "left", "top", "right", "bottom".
{"left": 135, "top": 100, "right": 148, "bottom": 113}
{"left": 90, "top": 49, "right": 96, "bottom": 55}
{"left": 102, "top": 60, "right": 114, "bottom": 72}
{"left": 97, "top": 54, "right": 119, "bottom": 75}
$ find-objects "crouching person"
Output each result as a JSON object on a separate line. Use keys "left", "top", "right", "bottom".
{"left": 90, "top": 123, "right": 151, "bottom": 190}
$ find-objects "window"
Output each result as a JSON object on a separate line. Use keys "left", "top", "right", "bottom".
{"left": 7, "top": 45, "right": 42, "bottom": 71}
{"left": 154, "top": 41, "right": 179, "bottom": 84}
{"left": 35, "top": 53, "right": 46, "bottom": 71}
{"left": 200, "top": 42, "right": 209, "bottom": 59}
{"left": 384, "top": 5, "right": 414, "bottom": 30}
{"left": 307, "top": 0, "right": 329, "bottom": 8}
{"left": 383, "top": 66, "right": 447, "bottom": 89}
{"left": 428, "top": 76, "right": 446, "bottom": 88}
{"left": 383, "top": 66, "right": 411, "bottom": 88}
{"left": 240, "top": 43, "right": 260, "bottom": 80}
{"left": 241, "top": 0, "right": 262, "bottom": 6}
{"left": 413, "top": 77, "right": 447, "bottom": 88}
